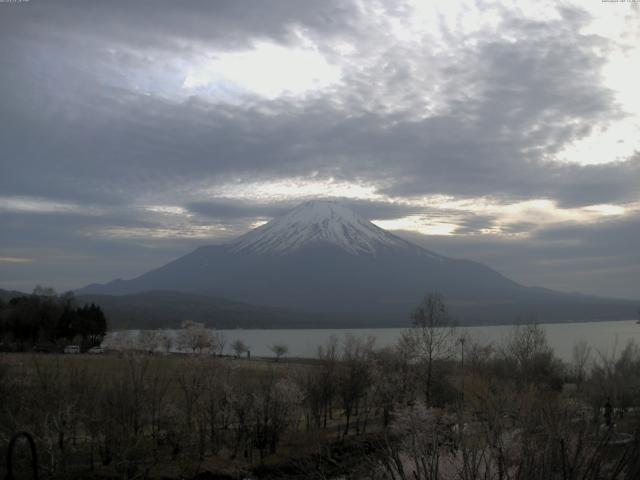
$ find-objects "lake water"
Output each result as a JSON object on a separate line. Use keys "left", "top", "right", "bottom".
{"left": 105, "top": 320, "right": 640, "bottom": 362}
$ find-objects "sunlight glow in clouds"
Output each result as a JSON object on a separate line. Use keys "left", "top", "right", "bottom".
{"left": 0, "top": 257, "right": 33, "bottom": 264}
{"left": 373, "top": 217, "right": 459, "bottom": 236}
{"left": 91, "top": 225, "right": 229, "bottom": 240}
{"left": 144, "top": 205, "right": 191, "bottom": 216}
{"left": 554, "top": 39, "right": 640, "bottom": 166}
{"left": 191, "top": 177, "right": 637, "bottom": 240}
{"left": 375, "top": 197, "right": 632, "bottom": 237}
{"left": 203, "top": 178, "right": 382, "bottom": 202}
{"left": 182, "top": 42, "right": 341, "bottom": 99}
{"left": 0, "top": 196, "right": 100, "bottom": 214}
{"left": 545, "top": 1, "right": 640, "bottom": 166}
{"left": 384, "top": 0, "right": 640, "bottom": 166}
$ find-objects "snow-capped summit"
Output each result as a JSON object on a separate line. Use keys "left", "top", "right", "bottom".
{"left": 229, "top": 200, "right": 413, "bottom": 255}
{"left": 77, "top": 198, "right": 637, "bottom": 325}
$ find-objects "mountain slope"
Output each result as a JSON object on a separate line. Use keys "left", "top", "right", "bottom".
{"left": 0, "top": 288, "right": 27, "bottom": 302}
{"left": 75, "top": 290, "right": 330, "bottom": 329}
{"left": 78, "top": 200, "right": 638, "bottom": 324}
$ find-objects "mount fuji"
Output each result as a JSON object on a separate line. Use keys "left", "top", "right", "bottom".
{"left": 78, "top": 200, "right": 636, "bottom": 326}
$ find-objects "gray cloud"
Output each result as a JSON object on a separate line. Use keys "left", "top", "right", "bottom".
{"left": 0, "top": 0, "right": 638, "bottom": 296}
{"left": 1, "top": 3, "right": 636, "bottom": 206}
{"left": 186, "top": 199, "right": 292, "bottom": 221}
{"left": 186, "top": 198, "right": 425, "bottom": 222}
{"left": 399, "top": 211, "right": 640, "bottom": 299}
{"left": 0, "top": 0, "right": 363, "bottom": 52}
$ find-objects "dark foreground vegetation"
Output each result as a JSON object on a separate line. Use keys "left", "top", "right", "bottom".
{"left": 2, "top": 294, "right": 640, "bottom": 479}
{"left": 1, "top": 340, "right": 640, "bottom": 478}
{"left": 0, "top": 287, "right": 107, "bottom": 352}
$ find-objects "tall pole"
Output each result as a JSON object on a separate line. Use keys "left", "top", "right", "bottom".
{"left": 460, "top": 336, "right": 466, "bottom": 401}
{"left": 458, "top": 336, "right": 466, "bottom": 445}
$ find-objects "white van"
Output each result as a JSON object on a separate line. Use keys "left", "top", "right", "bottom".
{"left": 64, "top": 345, "right": 80, "bottom": 354}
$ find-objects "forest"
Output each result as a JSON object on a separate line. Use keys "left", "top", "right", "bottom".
{"left": 0, "top": 287, "right": 107, "bottom": 352}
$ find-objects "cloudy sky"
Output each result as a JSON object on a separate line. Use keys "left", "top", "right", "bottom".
{"left": 1, "top": 0, "right": 639, "bottom": 299}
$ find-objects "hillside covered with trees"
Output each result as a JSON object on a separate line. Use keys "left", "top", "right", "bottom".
{"left": 0, "top": 286, "right": 107, "bottom": 352}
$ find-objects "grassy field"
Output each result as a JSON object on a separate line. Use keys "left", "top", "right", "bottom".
{"left": 0, "top": 352, "right": 380, "bottom": 480}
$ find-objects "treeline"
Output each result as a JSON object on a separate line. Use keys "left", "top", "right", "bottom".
{"left": 0, "top": 286, "right": 107, "bottom": 351}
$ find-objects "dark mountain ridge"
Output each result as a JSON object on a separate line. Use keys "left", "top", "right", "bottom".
{"left": 77, "top": 200, "right": 638, "bottom": 326}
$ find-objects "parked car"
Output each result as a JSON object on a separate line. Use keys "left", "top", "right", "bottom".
{"left": 63, "top": 345, "right": 80, "bottom": 354}
{"left": 88, "top": 346, "right": 104, "bottom": 354}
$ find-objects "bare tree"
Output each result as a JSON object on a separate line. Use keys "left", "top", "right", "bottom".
{"left": 338, "top": 336, "right": 375, "bottom": 436}
{"left": 211, "top": 331, "right": 226, "bottom": 357}
{"left": 269, "top": 343, "right": 289, "bottom": 362}
{"left": 158, "top": 330, "right": 174, "bottom": 355}
{"left": 406, "top": 292, "right": 456, "bottom": 403}
{"left": 572, "top": 339, "right": 592, "bottom": 390}
{"left": 231, "top": 339, "right": 249, "bottom": 359}
{"left": 176, "top": 321, "right": 214, "bottom": 354}
{"left": 228, "top": 377, "right": 256, "bottom": 460}
{"left": 310, "top": 336, "right": 340, "bottom": 429}
{"left": 501, "top": 322, "right": 559, "bottom": 389}
{"left": 200, "top": 361, "right": 232, "bottom": 453}
{"left": 372, "top": 338, "right": 418, "bottom": 427}
{"left": 94, "top": 354, "right": 156, "bottom": 479}
{"left": 588, "top": 339, "right": 640, "bottom": 422}
{"left": 374, "top": 404, "right": 454, "bottom": 480}
{"left": 253, "top": 370, "right": 302, "bottom": 458}
{"left": 296, "top": 366, "right": 325, "bottom": 431}
{"left": 173, "top": 357, "right": 207, "bottom": 475}
{"left": 138, "top": 330, "right": 160, "bottom": 354}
